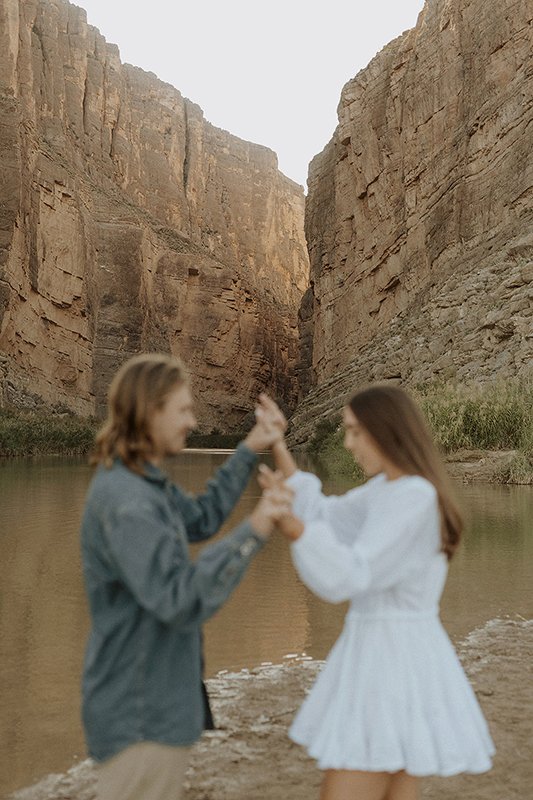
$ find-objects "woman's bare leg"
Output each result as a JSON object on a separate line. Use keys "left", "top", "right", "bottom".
{"left": 320, "top": 770, "right": 390, "bottom": 800}
{"left": 385, "top": 771, "right": 419, "bottom": 800}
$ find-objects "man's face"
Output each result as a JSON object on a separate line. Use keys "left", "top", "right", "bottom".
{"left": 149, "top": 383, "right": 197, "bottom": 461}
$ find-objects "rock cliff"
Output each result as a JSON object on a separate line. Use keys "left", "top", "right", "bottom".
{"left": 0, "top": 0, "right": 308, "bottom": 429}
{"left": 295, "top": 0, "right": 532, "bottom": 441}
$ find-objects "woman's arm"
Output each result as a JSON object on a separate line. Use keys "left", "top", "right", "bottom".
{"left": 272, "top": 439, "right": 298, "bottom": 478}
{"left": 255, "top": 394, "right": 297, "bottom": 478}
{"left": 256, "top": 396, "right": 371, "bottom": 541}
{"left": 259, "top": 460, "right": 373, "bottom": 544}
{"left": 289, "top": 479, "right": 439, "bottom": 604}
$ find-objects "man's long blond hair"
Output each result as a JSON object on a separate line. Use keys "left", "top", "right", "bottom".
{"left": 349, "top": 384, "right": 463, "bottom": 560}
{"left": 91, "top": 353, "right": 187, "bottom": 473}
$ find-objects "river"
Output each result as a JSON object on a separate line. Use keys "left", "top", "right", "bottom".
{"left": 1, "top": 451, "right": 532, "bottom": 797}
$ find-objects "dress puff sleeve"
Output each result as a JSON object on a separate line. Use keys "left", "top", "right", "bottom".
{"left": 290, "top": 476, "right": 440, "bottom": 603}
{"left": 286, "top": 470, "right": 382, "bottom": 545}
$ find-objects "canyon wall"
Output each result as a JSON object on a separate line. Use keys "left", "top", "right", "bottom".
{"left": 0, "top": 0, "right": 308, "bottom": 428}
{"left": 294, "top": 0, "right": 532, "bottom": 441}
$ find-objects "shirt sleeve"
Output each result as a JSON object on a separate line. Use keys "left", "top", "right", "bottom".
{"left": 100, "top": 500, "right": 265, "bottom": 626}
{"left": 172, "top": 443, "right": 258, "bottom": 542}
{"left": 286, "top": 470, "right": 376, "bottom": 544}
{"left": 290, "top": 478, "right": 439, "bottom": 603}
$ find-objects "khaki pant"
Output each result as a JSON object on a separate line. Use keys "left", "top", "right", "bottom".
{"left": 96, "top": 741, "right": 191, "bottom": 800}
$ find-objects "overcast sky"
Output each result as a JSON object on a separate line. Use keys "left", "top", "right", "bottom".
{"left": 77, "top": 0, "right": 426, "bottom": 188}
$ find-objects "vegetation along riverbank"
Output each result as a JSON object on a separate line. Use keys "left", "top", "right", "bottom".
{"left": 306, "top": 381, "right": 533, "bottom": 485}
{"left": 0, "top": 407, "right": 97, "bottom": 457}
{"left": 0, "top": 407, "right": 246, "bottom": 457}
{"left": 1, "top": 381, "right": 532, "bottom": 484}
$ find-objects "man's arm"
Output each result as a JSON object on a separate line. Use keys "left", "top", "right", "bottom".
{"left": 179, "top": 408, "right": 286, "bottom": 541}
{"left": 174, "top": 443, "right": 258, "bottom": 542}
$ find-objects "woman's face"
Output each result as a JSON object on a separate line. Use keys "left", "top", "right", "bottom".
{"left": 343, "top": 406, "right": 387, "bottom": 477}
{"left": 149, "top": 383, "right": 197, "bottom": 462}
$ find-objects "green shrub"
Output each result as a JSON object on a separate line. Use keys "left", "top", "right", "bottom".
{"left": 307, "top": 415, "right": 341, "bottom": 457}
{"left": 0, "top": 407, "right": 96, "bottom": 457}
{"left": 307, "top": 415, "right": 364, "bottom": 482}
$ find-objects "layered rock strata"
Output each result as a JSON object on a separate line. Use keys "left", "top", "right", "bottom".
{"left": 0, "top": 0, "right": 308, "bottom": 428}
{"left": 297, "top": 0, "right": 532, "bottom": 436}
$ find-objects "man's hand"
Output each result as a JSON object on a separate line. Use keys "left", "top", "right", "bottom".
{"left": 256, "top": 465, "right": 304, "bottom": 541}
{"left": 243, "top": 418, "right": 283, "bottom": 452}
{"left": 243, "top": 394, "right": 287, "bottom": 452}
{"left": 248, "top": 483, "right": 295, "bottom": 539}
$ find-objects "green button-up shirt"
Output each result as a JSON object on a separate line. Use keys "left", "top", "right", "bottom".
{"left": 81, "top": 443, "right": 263, "bottom": 762}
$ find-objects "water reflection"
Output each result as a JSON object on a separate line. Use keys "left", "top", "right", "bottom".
{"left": 441, "top": 483, "right": 533, "bottom": 638}
{"left": 1, "top": 458, "right": 93, "bottom": 796}
{"left": 0, "top": 452, "right": 532, "bottom": 795}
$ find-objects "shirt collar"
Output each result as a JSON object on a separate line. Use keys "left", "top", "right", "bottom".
{"left": 141, "top": 461, "right": 168, "bottom": 484}
{"left": 112, "top": 457, "right": 168, "bottom": 485}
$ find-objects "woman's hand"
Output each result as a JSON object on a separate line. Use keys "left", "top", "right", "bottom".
{"left": 243, "top": 394, "right": 288, "bottom": 452}
{"left": 254, "top": 398, "right": 297, "bottom": 477}
{"left": 256, "top": 393, "right": 288, "bottom": 434}
{"left": 257, "top": 463, "right": 285, "bottom": 490}
{"left": 256, "top": 465, "right": 304, "bottom": 541}
{"left": 249, "top": 483, "right": 295, "bottom": 539}
{"left": 277, "top": 513, "right": 305, "bottom": 542}
{"left": 243, "top": 419, "right": 283, "bottom": 452}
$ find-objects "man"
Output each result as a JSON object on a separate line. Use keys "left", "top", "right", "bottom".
{"left": 81, "top": 353, "right": 290, "bottom": 800}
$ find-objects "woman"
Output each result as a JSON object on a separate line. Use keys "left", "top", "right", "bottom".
{"left": 81, "top": 353, "right": 292, "bottom": 800}
{"left": 257, "top": 386, "right": 494, "bottom": 800}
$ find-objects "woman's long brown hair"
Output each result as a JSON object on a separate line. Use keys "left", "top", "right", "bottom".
{"left": 349, "top": 385, "right": 463, "bottom": 559}
{"left": 91, "top": 353, "right": 187, "bottom": 473}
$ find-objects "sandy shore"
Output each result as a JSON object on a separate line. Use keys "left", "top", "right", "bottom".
{"left": 8, "top": 617, "right": 532, "bottom": 800}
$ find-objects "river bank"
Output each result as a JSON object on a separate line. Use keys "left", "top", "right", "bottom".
{"left": 301, "top": 380, "right": 533, "bottom": 485}
{"left": 7, "top": 617, "right": 533, "bottom": 800}
{"left": 0, "top": 438, "right": 529, "bottom": 484}
{"left": 444, "top": 448, "right": 529, "bottom": 483}
{"left": 306, "top": 443, "right": 532, "bottom": 486}
{"left": 1, "top": 379, "right": 532, "bottom": 483}
{"left": 0, "top": 407, "right": 246, "bottom": 458}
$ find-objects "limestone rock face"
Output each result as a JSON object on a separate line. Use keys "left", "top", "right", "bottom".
{"left": 0, "top": 0, "right": 308, "bottom": 428}
{"left": 299, "top": 0, "right": 532, "bottom": 425}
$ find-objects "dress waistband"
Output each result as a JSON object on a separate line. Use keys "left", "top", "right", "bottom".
{"left": 346, "top": 609, "right": 439, "bottom": 622}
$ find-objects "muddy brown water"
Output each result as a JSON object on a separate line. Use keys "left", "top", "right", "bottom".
{"left": 1, "top": 451, "right": 532, "bottom": 796}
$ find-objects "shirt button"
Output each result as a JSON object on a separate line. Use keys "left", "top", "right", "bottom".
{"left": 239, "top": 539, "right": 256, "bottom": 557}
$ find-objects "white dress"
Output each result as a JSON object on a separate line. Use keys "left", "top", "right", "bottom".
{"left": 287, "top": 470, "right": 495, "bottom": 776}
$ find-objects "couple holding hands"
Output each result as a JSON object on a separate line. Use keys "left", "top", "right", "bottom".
{"left": 81, "top": 353, "right": 494, "bottom": 800}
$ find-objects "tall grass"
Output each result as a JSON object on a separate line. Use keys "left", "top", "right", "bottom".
{"left": 0, "top": 408, "right": 250, "bottom": 457}
{"left": 415, "top": 381, "right": 533, "bottom": 454}
{"left": 0, "top": 407, "right": 96, "bottom": 457}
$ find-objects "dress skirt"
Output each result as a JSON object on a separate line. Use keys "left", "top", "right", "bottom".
{"left": 289, "top": 611, "right": 495, "bottom": 776}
